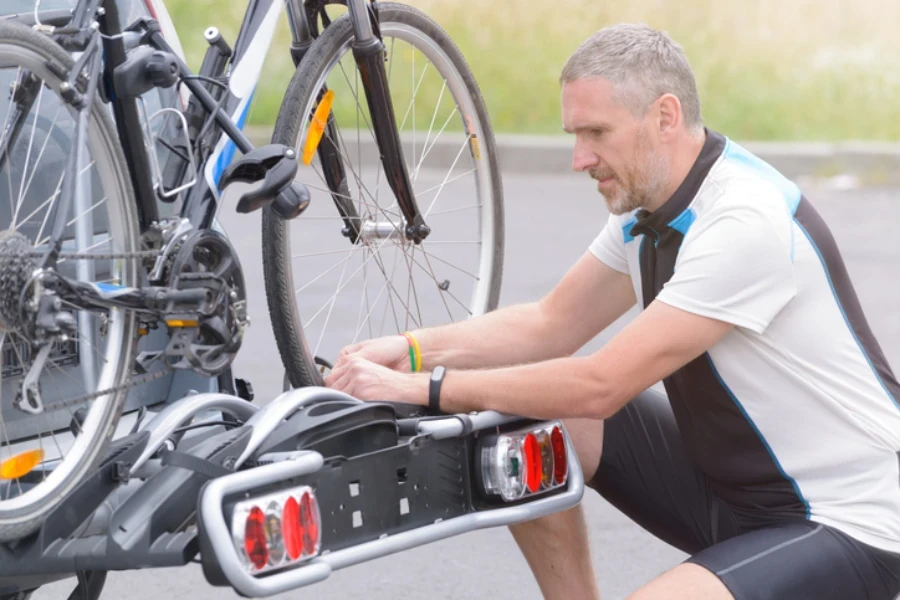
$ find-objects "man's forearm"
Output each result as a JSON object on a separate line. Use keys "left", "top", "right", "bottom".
{"left": 433, "top": 355, "right": 621, "bottom": 420}
{"left": 410, "top": 302, "right": 572, "bottom": 371}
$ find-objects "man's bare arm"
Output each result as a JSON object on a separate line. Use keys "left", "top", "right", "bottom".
{"left": 431, "top": 300, "right": 734, "bottom": 419}
{"left": 411, "top": 252, "right": 636, "bottom": 370}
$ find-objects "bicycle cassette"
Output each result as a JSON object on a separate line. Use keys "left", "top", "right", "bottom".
{"left": 161, "top": 229, "right": 248, "bottom": 377}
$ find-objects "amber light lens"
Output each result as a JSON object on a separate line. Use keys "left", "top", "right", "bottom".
{"left": 551, "top": 426, "right": 567, "bottom": 485}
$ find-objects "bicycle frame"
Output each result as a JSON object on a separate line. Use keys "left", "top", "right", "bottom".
{"left": 99, "top": 0, "right": 426, "bottom": 239}
{"left": 1, "top": 0, "right": 428, "bottom": 316}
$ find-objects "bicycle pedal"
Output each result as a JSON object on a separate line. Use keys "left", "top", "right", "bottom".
{"left": 219, "top": 144, "right": 309, "bottom": 216}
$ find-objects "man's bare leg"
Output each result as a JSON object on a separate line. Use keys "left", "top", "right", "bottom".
{"left": 627, "top": 563, "right": 733, "bottom": 599}
{"left": 508, "top": 418, "right": 605, "bottom": 600}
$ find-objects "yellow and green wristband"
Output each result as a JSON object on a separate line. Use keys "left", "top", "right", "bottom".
{"left": 402, "top": 332, "right": 422, "bottom": 372}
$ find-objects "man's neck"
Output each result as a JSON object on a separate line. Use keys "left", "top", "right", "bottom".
{"left": 642, "top": 129, "right": 707, "bottom": 213}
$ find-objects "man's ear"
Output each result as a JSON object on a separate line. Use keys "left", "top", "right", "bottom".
{"left": 657, "top": 93, "right": 682, "bottom": 141}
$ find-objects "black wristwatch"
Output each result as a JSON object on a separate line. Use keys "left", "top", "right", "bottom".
{"left": 429, "top": 366, "right": 446, "bottom": 413}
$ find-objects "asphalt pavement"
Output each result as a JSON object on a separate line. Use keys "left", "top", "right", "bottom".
{"left": 32, "top": 170, "right": 900, "bottom": 600}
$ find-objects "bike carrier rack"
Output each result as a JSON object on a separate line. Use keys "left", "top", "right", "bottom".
{"left": 0, "top": 388, "right": 585, "bottom": 599}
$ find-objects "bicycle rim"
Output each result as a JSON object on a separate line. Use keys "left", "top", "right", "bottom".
{"left": 0, "top": 23, "right": 136, "bottom": 537}
{"left": 265, "top": 4, "right": 503, "bottom": 385}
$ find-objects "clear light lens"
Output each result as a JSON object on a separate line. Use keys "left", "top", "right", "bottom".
{"left": 482, "top": 435, "right": 526, "bottom": 500}
{"left": 264, "top": 501, "right": 285, "bottom": 565}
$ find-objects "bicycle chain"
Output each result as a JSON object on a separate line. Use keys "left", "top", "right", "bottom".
{"left": 36, "top": 367, "right": 171, "bottom": 415}
{"left": 13, "top": 248, "right": 171, "bottom": 414}
{"left": 21, "top": 250, "right": 164, "bottom": 261}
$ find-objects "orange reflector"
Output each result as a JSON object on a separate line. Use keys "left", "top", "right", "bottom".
{"left": 302, "top": 89, "right": 335, "bottom": 165}
{"left": 0, "top": 449, "right": 44, "bottom": 480}
{"left": 166, "top": 319, "right": 198, "bottom": 328}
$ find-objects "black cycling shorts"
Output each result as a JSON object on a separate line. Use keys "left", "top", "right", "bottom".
{"left": 588, "top": 389, "right": 900, "bottom": 600}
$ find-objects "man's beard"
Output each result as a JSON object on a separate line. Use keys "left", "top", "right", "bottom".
{"left": 594, "top": 132, "right": 670, "bottom": 216}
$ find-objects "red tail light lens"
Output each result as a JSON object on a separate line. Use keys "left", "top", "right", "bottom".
{"left": 232, "top": 485, "right": 321, "bottom": 575}
{"left": 282, "top": 496, "right": 303, "bottom": 561}
{"left": 244, "top": 506, "right": 269, "bottom": 570}
{"left": 478, "top": 421, "right": 570, "bottom": 502}
{"left": 522, "top": 433, "right": 541, "bottom": 493}
{"left": 300, "top": 491, "right": 320, "bottom": 555}
{"left": 551, "top": 425, "right": 567, "bottom": 485}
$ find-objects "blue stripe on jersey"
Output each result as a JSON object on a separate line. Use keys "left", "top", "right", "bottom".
{"left": 668, "top": 208, "right": 696, "bottom": 236}
{"left": 623, "top": 217, "right": 637, "bottom": 243}
{"left": 795, "top": 219, "right": 900, "bottom": 410}
{"left": 723, "top": 139, "right": 802, "bottom": 215}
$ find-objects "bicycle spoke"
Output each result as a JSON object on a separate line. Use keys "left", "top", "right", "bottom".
{"left": 301, "top": 234, "right": 395, "bottom": 328}
{"left": 17, "top": 172, "right": 63, "bottom": 231}
{"left": 65, "top": 196, "right": 106, "bottom": 228}
{"left": 396, "top": 48, "right": 429, "bottom": 136}
{"left": 424, "top": 135, "right": 471, "bottom": 218}
{"left": 294, "top": 251, "right": 358, "bottom": 296}
{"left": 413, "top": 250, "right": 469, "bottom": 318}
{"left": 418, "top": 246, "right": 480, "bottom": 280}
{"left": 413, "top": 79, "right": 448, "bottom": 182}
{"left": 291, "top": 246, "right": 361, "bottom": 260}
{"left": 17, "top": 103, "right": 61, "bottom": 219}
{"left": 427, "top": 201, "right": 482, "bottom": 217}
{"left": 336, "top": 61, "right": 378, "bottom": 146}
{"left": 415, "top": 107, "right": 460, "bottom": 173}
{"left": 13, "top": 86, "right": 44, "bottom": 226}
{"left": 415, "top": 168, "right": 477, "bottom": 199}
{"left": 33, "top": 160, "right": 94, "bottom": 246}
{"left": 403, "top": 244, "right": 424, "bottom": 330}
{"left": 312, "top": 246, "right": 353, "bottom": 359}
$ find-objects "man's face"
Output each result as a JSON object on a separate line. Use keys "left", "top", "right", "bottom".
{"left": 562, "top": 78, "right": 670, "bottom": 215}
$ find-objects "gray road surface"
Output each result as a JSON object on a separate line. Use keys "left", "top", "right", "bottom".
{"left": 34, "top": 171, "right": 900, "bottom": 600}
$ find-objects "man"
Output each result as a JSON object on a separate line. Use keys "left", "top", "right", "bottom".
{"left": 324, "top": 23, "right": 900, "bottom": 600}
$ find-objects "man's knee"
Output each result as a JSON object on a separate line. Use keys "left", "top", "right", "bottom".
{"left": 560, "top": 418, "right": 604, "bottom": 484}
{"left": 627, "top": 563, "right": 733, "bottom": 600}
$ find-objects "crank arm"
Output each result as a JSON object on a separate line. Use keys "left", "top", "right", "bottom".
{"left": 54, "top": 278, "right": 210, "bottom": 315}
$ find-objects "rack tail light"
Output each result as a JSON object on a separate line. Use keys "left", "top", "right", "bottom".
{"left": 231, "top": 485, "right": 321, "bottom": 575}
{"left": 478, "top": 422, "right": 569, "bottom": 502}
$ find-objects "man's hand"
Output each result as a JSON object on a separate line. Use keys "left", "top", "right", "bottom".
{"left": 325, "top": 355, "right": 427, "bottom": 404}
{"left": 332, "top": 335, "right": 412, "bottom": 373}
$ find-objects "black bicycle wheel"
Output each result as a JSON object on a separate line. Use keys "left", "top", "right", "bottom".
{"left": 0, "top": 21, "right": 138, "bottom": 541}
{"left": 263, "top": 2, "right": 504, "bottom": 387}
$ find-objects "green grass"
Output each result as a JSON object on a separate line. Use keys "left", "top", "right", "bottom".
{"left": 164, "top": 0, "right": 900, "bottom": 141}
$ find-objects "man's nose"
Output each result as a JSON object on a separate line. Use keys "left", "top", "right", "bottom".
{"left": 572, "top": 139, "right": 599, "bottom": 172}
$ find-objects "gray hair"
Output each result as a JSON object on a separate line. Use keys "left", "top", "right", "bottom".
{"left": 560, "top": 23, "right": 702, "bottom": 131}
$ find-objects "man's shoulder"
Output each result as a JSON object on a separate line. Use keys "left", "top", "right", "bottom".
{"left": 700, "top": 136, "right": 803, "bottom": 217}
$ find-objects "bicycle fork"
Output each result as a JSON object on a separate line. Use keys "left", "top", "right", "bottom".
{"left": 287, "top": 0, "right": 430, "bottom": 244}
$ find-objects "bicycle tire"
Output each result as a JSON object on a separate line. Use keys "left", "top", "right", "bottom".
{"left": 263, "top": 2, "right": 504, "bottom": 388}
{"left": 0, "top": 20, "right": 138, "bottom": 541}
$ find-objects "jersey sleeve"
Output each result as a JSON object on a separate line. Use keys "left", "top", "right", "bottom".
{"left": 655, "top": 204, "right": 797, "bottom": 334}
{"left": 588, "top": 213, "right": 630, "bottom": 274}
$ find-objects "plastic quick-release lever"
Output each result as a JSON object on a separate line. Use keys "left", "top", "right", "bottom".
{"left": 219, "top": 144, "right": 299, "bottom": 214}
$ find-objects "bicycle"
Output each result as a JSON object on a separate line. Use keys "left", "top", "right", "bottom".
{"left": 0, "top": 1, "right": 579, "bottom": 598}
